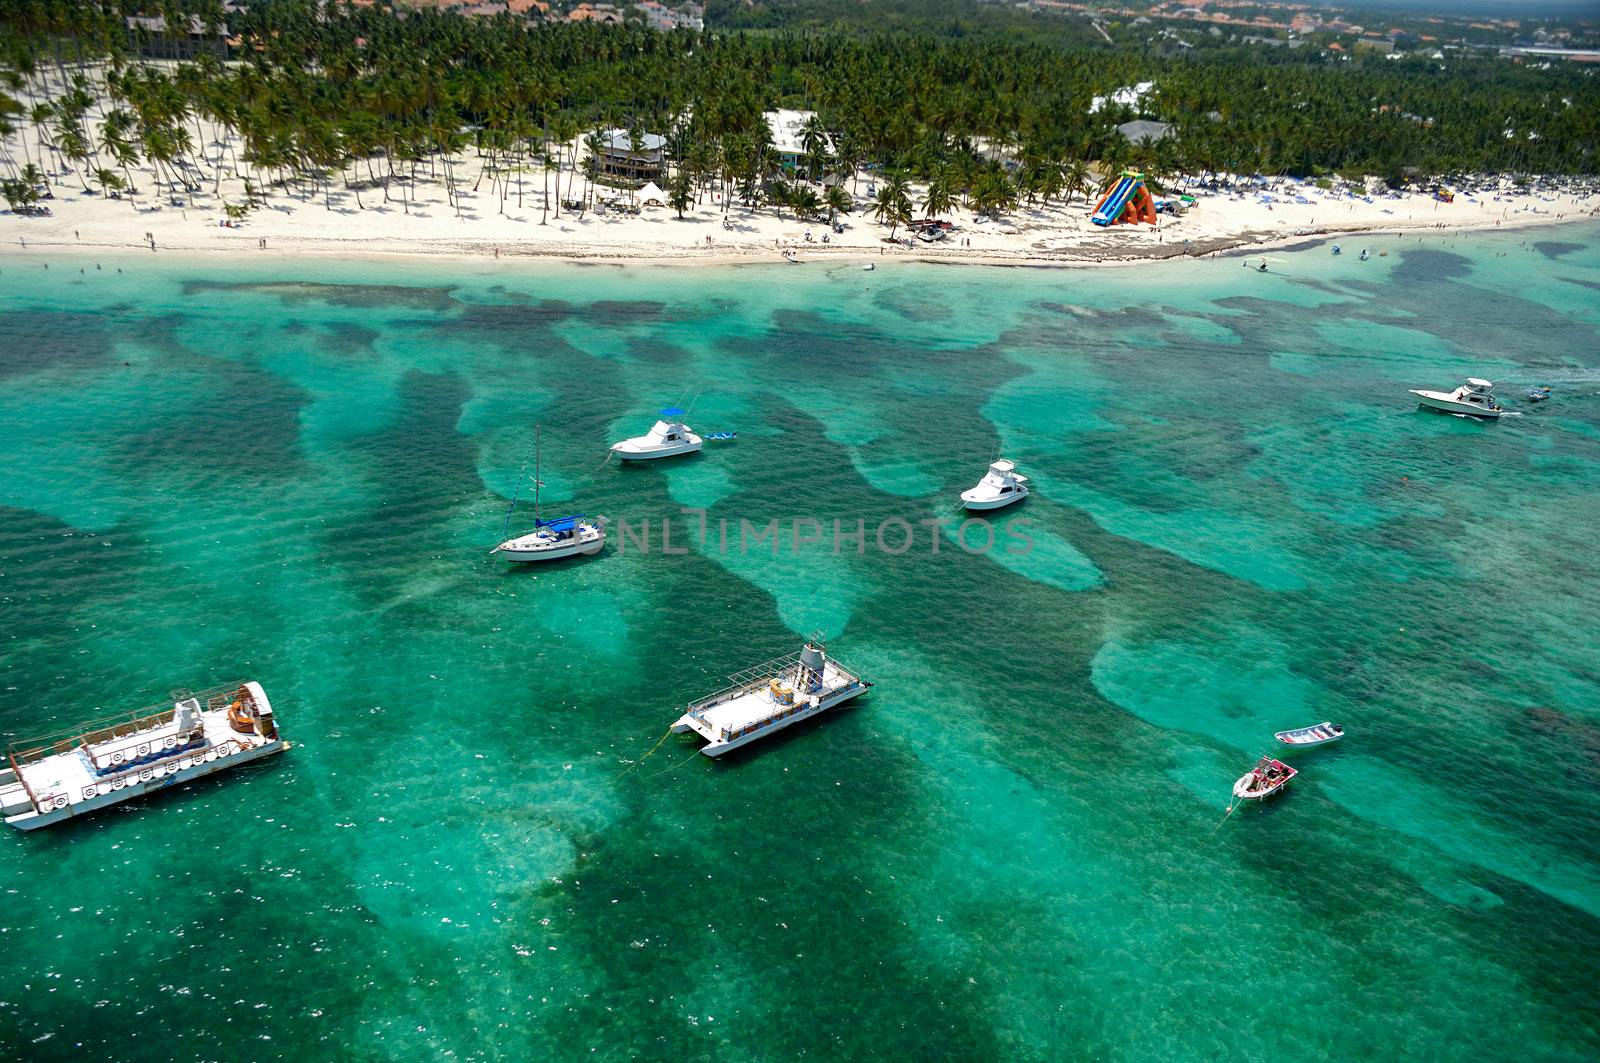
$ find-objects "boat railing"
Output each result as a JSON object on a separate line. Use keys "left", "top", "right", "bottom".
{"left": 714, "top": 679, "right": 866, "bottom": 743}
{"left": 687, "top": 651, "right": 807, "bottom": 714}
{"left": 32, "top": 736, "right": 254, "bottom": 814}
{"left": 4, "top": 681, "right": 248, "bottom": 765}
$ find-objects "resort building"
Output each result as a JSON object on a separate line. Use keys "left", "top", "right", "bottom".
{"left": 568, "top": 3, "right": 624, "bottom": 23}
{"left": 596, "top": 128, "right": 666, "bottom": 181}
{"left": 633, "top": 2, "right": 703, "bottom": 31}
{"left": 124, "top": 14, "right": 228, "bottom": 61}
{"left": 765, "top": 110, "right": 831, "bottom": 173}
{"left": 1116, "top": 119, "right": 1174, "bottom": 145}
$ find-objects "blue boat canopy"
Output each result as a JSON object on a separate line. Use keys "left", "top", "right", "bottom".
{"left": 659, "top": 407, "right": 685, "bottom": 418}
{"left": 536, "top": 515, "right": 584, "bottom": 533}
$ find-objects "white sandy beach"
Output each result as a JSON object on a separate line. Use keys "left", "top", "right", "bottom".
{"left": 6, "top": 75, "right": 1598, "bottom": 268}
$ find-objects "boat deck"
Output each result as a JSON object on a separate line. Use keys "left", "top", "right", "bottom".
{"left": 3, "top": 682, "right": 282, "bottom": 826}
{"left": 690, "top": 659, "right": 856, "bottom": 734}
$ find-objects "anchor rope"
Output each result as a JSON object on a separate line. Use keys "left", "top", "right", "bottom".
{"left": 618, "top": 724, "right": 675, "bottom": 777}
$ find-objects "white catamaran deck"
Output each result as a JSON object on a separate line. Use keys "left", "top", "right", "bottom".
{"left": 673, "top": 643, "right": 868, "bottom": 756}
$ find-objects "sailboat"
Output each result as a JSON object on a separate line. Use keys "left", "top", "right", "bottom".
{"left": 492, "top": 427, "right": 606, "bottom": 563}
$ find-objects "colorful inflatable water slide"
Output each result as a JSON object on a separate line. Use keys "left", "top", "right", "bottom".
{"left": 1090, "top": 170, "right": 1158, "bottom": 226}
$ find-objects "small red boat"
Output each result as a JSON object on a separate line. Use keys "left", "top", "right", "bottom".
{"left": 1232, "top": 756, "right": 1297, "bottom": 802}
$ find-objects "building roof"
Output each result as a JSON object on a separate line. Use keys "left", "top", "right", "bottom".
{"left": 765, "top": 110, "right": 830, "bottom": 157}
{"left": 599, "top": 128, "right": 666, "bottom": 154}
{"left": 1117, "top": 119, "right": 1174, "bottom": 144}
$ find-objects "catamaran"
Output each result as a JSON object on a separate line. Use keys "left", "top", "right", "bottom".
{"left": 960, "top": 459, "right": 1030, "bottom": 511}
{"left": 0, "top": 681, "right": 288, "bottom": 831}
{"left": 672, "top": 638, "right": 870, "bottom": 757}
{"left": 611, "top": 408, "right": 703, "bottom": 461}
{"left": 493, "top": 426, "right": 606, "bottom": 562}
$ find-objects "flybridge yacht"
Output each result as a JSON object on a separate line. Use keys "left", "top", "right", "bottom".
{"left": 0, "top": 681, "right": 288, "bottom": 831}
{"left": 611, "top": 408, "right": 703, "bottom": 461}
{"left": 960, "top": 459, "right": 1030, "bottom": 511}
{"left": 672, "top": 638, "right": 870, "bottom": 757}
{"left": 1410, "top": 378, "right": 1504, "bottom": 419}
{"left": 493, "top": 426, "right": 606, "bottom": 563}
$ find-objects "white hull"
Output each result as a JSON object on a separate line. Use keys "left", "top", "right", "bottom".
{"left": 1232, "top": 773, "right": 1291, "bottom": 801}
{"left": 1410, "top": 390, "right": 1502, "bottom": 419}
{"left": 2, "top": 680, "right": 287, "bottom": 831}
{"left": 961, "top": 487, "right": 1029, "bottom": 511}
{"left": 673, "top": 684, "right": 866, "bottom": 757}
{"left": 612, "top": 438, "right": 703, "bottom": 461}
{"left": 495, "top": 529, "right": 605, "bottom": 562}
{"left": 6, "top": 739, "right": 288, "bottom": 830}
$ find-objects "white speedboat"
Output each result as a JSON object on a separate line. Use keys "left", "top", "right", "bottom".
{"left": 1231, "top": 756, "right": 1297, "bottom": 802}
{"left": 1409, "top": 378, "right": 1504, "bottom": 419}
{"left": 672, "top": 638, "right": 870, "bottom": 757}
{"left": 0, "top": 681, "right": 288, "bottom": 831}
{"left": 960, "top": 459, "right": 1030, "bottom": 511}
{"left": 494, "top": 426, "right": 606, "bottom": 562}
{"left": 611, "top": 408, "right": 703, "bottom": 461}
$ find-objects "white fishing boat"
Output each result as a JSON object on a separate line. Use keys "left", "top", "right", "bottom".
{"left": 672, "top": 638, "right": 870, "bottom": 757}
{"left": 611, "top": 407, "right": 703, "bottom": 461}
{"left": 493, "top": 426, "right": 606, "bottom": 562}
{"left": 1409, "top": 378, "right": 1504, "bottom": 419}
{"left": 1231, "top": 755, "right": 1297, "bottom": 802}
{"left": 1275, "top": 722, "right": 1344, "bottom": 747}
{"left": 0, "top": 681, "right": 288, "bottom": 831}
{"left": 960, "top": 459, "right": 1030, "bottom": 511}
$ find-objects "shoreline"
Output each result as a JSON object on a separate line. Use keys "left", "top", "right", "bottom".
{"left": 5, "top": 206, "right": 1594, "bottom": 271}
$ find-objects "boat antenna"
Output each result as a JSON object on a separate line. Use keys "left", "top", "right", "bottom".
{"left": 533, "top": 424, "right": 543, "bottom": 525}
{"left": 498, "top": 455, "right": 530, "bottom": 544}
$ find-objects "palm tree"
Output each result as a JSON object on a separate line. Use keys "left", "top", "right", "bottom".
{"left": 872, "top": 171, "right": 912, "bottom": 238}
{"left": 825, "top": 184, "right": 851, "bottom": 223}
{"left": 790, "top": 184, "right": 821, "bottom": 220}
{"left": 799, "top": 114, "right": 829, "bottom": 182}
{"left": 94, "top": 167, "right": 123, "bottom": 198}
{"left": 921, "top": 171, "right": 956, "bottom": 220}
{"left": 668, "top": 167, "right": 693, "bottom": 219}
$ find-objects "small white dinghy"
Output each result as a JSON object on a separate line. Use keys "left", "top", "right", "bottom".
{"left": 960, "top": 459, "right": 1029, "bottom": 511}
{"left": 1275, "top": 722, "right": 1344, "bottom": 747}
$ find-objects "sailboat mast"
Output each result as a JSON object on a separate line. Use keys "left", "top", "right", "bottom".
{"left": 533, "top": 424, "right": 541, "bottom": 524}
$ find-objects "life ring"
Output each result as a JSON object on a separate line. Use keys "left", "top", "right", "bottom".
{"left": 139, "top": 768, "right": 152, "bottom": 782}
{"left": 111, "top": 751, "right": 124, "bottom": 765}
{"left": 82, "top": 786, "right": 97, "bottom": 801}
{"left": 52, "top": 794, "right": 68, "bottom": 810}
{"left": 164, "top": 736, "right": 176, "bottom": 749}
{"left": 112, "top": 777, "right": 125, "bottom": 790}
{"left": 138, "top": 743, "right": 150, "bottom": 756}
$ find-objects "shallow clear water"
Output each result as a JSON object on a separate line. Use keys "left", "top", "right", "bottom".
{"left": 1, "top": 229, "right": 1598, "bottom": 1060}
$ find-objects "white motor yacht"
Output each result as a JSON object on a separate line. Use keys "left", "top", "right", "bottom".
{"left": 960, "top": 459, "right": 1030, "bottom": 510}
{"left": 494, "top": 426, "right": 606, "bottom": 562}
{"left": 611, "top": 408, "right": 703, "bottom": 461}
{"left": 1409, "top": 378, "right": 1504, "bottom": 419}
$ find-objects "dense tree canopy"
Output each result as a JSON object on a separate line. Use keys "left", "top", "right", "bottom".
{"left": 0, "top": 0, "right": 1594, "bottom": 220}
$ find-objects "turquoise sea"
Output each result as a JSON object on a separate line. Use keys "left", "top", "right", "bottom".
{"left": 1, "top": 228, "right": 1598, "bottom": 1060}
